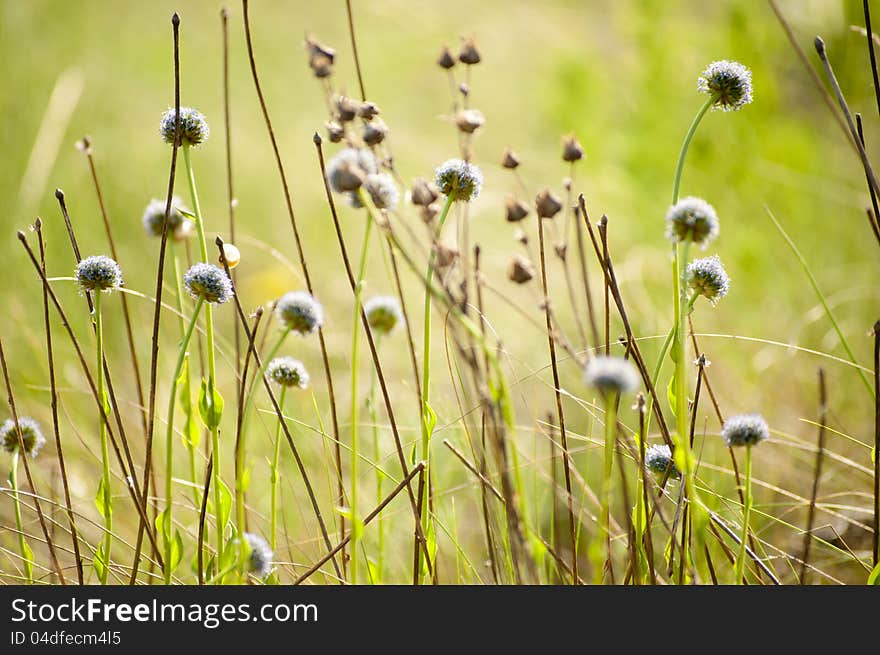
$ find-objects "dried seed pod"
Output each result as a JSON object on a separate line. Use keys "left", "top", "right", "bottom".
{"left": 455, "top": 109, "right": 485, "bottom": 134}
{"left": 435, "top": 242, "right": 460, "bottom": 268}
{"left": 505, "top": 196, "right": 529, "bottom": 223}
{"left": 335, "top": 95, "right": 359, "bottom": 122}
{"left": 508, "top": 254, "right": 535, "bottom": 284}
{"left": 420, "top": 203, "right": 440, "bottom": 224}
{"left": 437, "top": 46, "right": 456, "bottom": 70}
{"left": 562, "top": 135, "right": 584, "bottom": 162}
{"left": 513, "top": 228, "right": 528, "bottom": 245}
{"left": 330, "top": 160, "right": 366, "bottom": 192}
{"left": 554, "top": 243, "right": 567, "bottom": 260}
{"left": 411, "top": 177, "right": 440, "bottom": 207}
{"left": 306, "top": 36, "right": 336, "bottom": 64}
{"left": 358, "top": 101, "right": 380, "bottom": 120}
{"left": 325, "top": 121, "right": 344, "bottom": 143}
{"left": 309, "top": 54, "right": 334, "bottom": 79}
{"left": 458, "top": 37, "right": 481, "bottom": 65}
{"left": 363, "top": 118, "right": 388, "bottom": 145}
{"left": 535, "top": 188, "right": 563, "bottom": 218}
{"left": 501, "top": 147, "right": 520, "bottom": 169}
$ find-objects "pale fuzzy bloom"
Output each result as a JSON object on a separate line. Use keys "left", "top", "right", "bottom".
{"left": 275, "top": 291, "right": 324, "bottom": 335}
{"left": 0, "top": 417, "right": 46, "bottom": 458}
{"left": 364, "top": 173, "right": 399, "bottom": 209}
{"left": 665, "top": 196, "right": 719, "bottom": 248}
{"left": 687, "top": 255, "right": 730, "bottom": 305}
{"left": 326, "top": 148, "right": 378, "bottom": 193}
{"left": 364, "top": 295, "right": 403, "bottom": 335}
{"left": 160, "top": 107, "right": 210, "bottom": 146}
{"left": 142, "top": 197, "right": 192, "bottom": 240}
{"left": 75, "top": 255, "right": 122, "bottom": 292}
{"left": 584, "top": 355, "right": 640, "bottom": 395}
{"left": 266, "top": 357, "right": 309, "bottom": 389}
{"left": 244, "top": 532, "right": 273, "bottom": 579}
{"left": 183, "top": 263, "right": 233, "bottom": 304}
{"left": 698, "top": 60, "right": 753, "bottom": 111}
{"left": 721, "top": 414, "right": 769, "bottom": 448}
{"left": 434, "top": 158, "right": 483, "bottom": 202}
{"left": 644, "top": 444, "right": 680, "bottom": 479}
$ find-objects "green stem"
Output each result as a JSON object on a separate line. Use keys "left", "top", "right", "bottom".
{"left": 10, "top": 453, "right": 31, "bottom": 584}
{"left": 601, "top": 395, "right": 617, "bottom": 582}
{"left": 368, "top": 365, "right": 383, "bottom": 584}
{"left": 349, "top": 213, "right": 375, "bottom": 585}
{"left": 270, "top": 385, "right": 287, "bottom": 552}
{"left": 163, "top": 296, "right": 204, "bottom": 584}
{"left": 183, "top": 145, "right": 209, "bottom": 263}
{"left": 734, "top": 445, "right": 752, "bottom": 583}
{"left": 672, "top": 97, "right": 714, "bottom": 205}
{"left": 417, "top": 192, "right": 455, "bottom": 584}
{"left": 94, "top": 291, "right": 112, "bottom": 584}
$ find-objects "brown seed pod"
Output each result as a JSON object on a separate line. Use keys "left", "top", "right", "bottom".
{"left": 508, "top": 254, "right": 535, "bottom": 284}
{"left": 505, "top": 196, "right": 530, "bottom": 223}
{"left": 437, "top": 46, "right": 456, "bottom": 70}
{"left": 458, "top": 37, "right": 482, "bottom": 65}
{"left": 435, "top": 242, "right": 460, "bottom": 269}
{"left": 562, "top": 135, "right": 584, "bottom": 162}
{"left": 335, "top": 95, "right": 359, "bottom": 122}
{"left": 411, "top": 177, "right": 440, "bottom": 207}
{"left": 455, "top": 109, "right": 485, "bottom": 134}
{"left": 363, "top": 119, "right": 388, "bottom": 146}
{"left": 535, "top": 188, "right": 563, "bottom": 219}
{"left": 358, "top": 101, "right": 380, "bottom": 120}
{"left": 330, "top": 161, "right": 366, "bottom": 192}
{"left": 420, "top": 203, "right": 440, "bottom": 224}
{"left": 501, "top": 147, "right": 520, "bottom": 169}
{"left": 325, "top": 121, "right": 344, "bottom": 143}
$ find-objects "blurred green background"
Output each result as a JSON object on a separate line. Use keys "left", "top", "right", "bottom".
{"left": 0, "top": 0, "right": 876, "bottom": 583}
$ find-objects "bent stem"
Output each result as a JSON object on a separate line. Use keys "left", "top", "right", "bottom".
{"left": 349, "top": 211, "right": 375, "bottom": 585}
{"left": 672, "top": 97, "right": 714, "bottom": 205}
{"left": 417, "top": 192, "right": 455, "bottom": 584}
{"left": 734, "top": 444, "right": 753, "bottom": 583}
{"left": 269, "top": 385, "right": 287, "bottom": 552}
{"left": 94, "top": 290, "right": 113, "bottom": 584}
{"left": 10, "top": 452, "right": 32, "bottom": 584}
{"left": 163, "top": 296, "right": 204, "bottom": 584}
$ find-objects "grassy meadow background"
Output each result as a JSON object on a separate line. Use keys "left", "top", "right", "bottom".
{"left": 0, "top": 0, "right": 876, "bottom": 583}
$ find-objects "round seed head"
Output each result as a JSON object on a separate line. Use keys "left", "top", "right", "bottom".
{"left": 364, "top": 173, "right": 400, "bottom": 209}
{"left": 437, "top": 46, "right": 456, "bottom": 70}
{"left": 160, "top": 107, "right": 210, "bottom": 146}
{"left": 501, "top": 147, "right": 520, "bottom": 169}
{"left": 535, "top": 188, "right": 563, "bottom": 219}
{"left": 458, "top": 37, "right": 482, "bottom": 65}
{"left": 335, "top": 95, "right": 359, "bottom": 122}
{"left": 364, "top": 295, "right": 404, "bottom": 335}
{"left": 721, "top": 414, "right": 769, "bottom": 448}
{"left": 435, "top": 242, "right": 459, "bottom": 269}
{"left": 363, "top": 118, "right": 389, "bottom": 146}
{"left": 142, "top": 197, "right": 192, "bottom": 240}
{"left": 665, "top": 196, "right": 719, "bottom": 248}
{"left": 325, "top": 121, "right": 344, "bottom": 143}
{"left": 698, "top": 60, "right": 753, "bottom": 111}
{"left": 244, "top": 532, "right": 273, "bottom": 579}
{"left": 562, "top": 135, "right": 584, "bottom": 162}
{"left": 507, "top": 254, "right": 535, "bottom": 284}
{"left": 1, "top": 417, "right": 46, "bottom": 458}
{"left": 358, "top": 101, "right": 380, "bottom": 120}
{"left": 505, "top": 196, "right": 530, "bottom": 222}
{"left": 687, "top": 255, "right": 730, "bottom": 305}
{"left": 75, "top": 255, "right": 122, "bottom": 292}
{"left": 183, "top": 263, "right": 233, "bottom": 304}
{"left": 275, "top": 291, "right": 324, "bottom": 335}
{"left": 327, "top": 148, "right": 378, "bottom": 193}
{"left": 306, "top": 36, "right": 336, "bottom": 78}
{"left": 645, "top": 444, "right": 681, "bottom": 479}
{"left": 267, "top": 356, "right": 309, "bottom": 389}
{"left": 584, "top": 355, "right": 640, "bottom": 395}
{"left": 455, "top": 109, "right": 485, "bottom": 134}
{"left": 434, "top": 158, "right": 483, "bottom": 202}
{"left": 420, "top": 203, "right": 440, "bottom": 224}
{"left": 411, "top": 177, "right": 440, "bottom": 207}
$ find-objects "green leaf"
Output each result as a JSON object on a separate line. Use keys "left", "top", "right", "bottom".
{"left": 22, "top": 540, "right": 34, "bottom": 581}
{"left": 177, "top": 207, "right": 197, "bottom": 220}
{"left": 198, "top": 378, "right": 224, "bottom": 429}
{"left": 666, "top": 376, "right": 677, "bottom": 419}
{"left": 422, "top": 401, "right": 437, "bottom": 438}
{"left": 366, "top": 558, "right": 380, "bottom": 585}
{"left": 182, "top": 411, "right": 200, "bottom": 450}
{"left": 94, "top": 477, "right": 112, "bottom": 520}
{"left": 241, "top": 465, "right": 252, "bottom": 493}
{"left": 868, "top": 562, "right": 880, "bottom": 586}
{"left": 94, "top": 542, "right": 108, "bottom": 582}
{"left": 169, "top": 530, "right": 183, "bottom": 573}
{"left": 632, "top": 501, "right": 647, "bottom": 536}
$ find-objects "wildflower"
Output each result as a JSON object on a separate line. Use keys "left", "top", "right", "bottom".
{"left": 584, "top": 355, "right": 640, "bottom": 395}
{"left": 266, "top": 357, "right": 309, "bottom": 389}
{"left": 0, "top": 417, "right": 45, "bottom": 458}
{"left": 160, "top": 107, "right": 210, "bottom": 146}
{"left": 183, "top": 263, "right": 233, "bottom": 304}
{"left": 644, "top": 444, "right": 681, "bottom": 479}
{"left": 505, "top": 196, "right": 530, "bottom": 222}
{"left": 75, "top": 255, "right": 122, "bottom": 292}
{"left": 434, "top": 158, "right": 483, "bottom": 201}
{"left": 437, "top": 46, "right": 456, "bottom": 70}
{"left": 508, "top": 254, "right": 534, "bottom": 284}
{"left": 698, "top": 60, "right": 753, "bottom": 111}
{"left": 327, "top": 148, "right": 378, "bottom": 193}
{"left": 275, "top": 291, "right": 324, "bottom": 335}
{"left": 501, "top": 147, "right": 520, "bottom": 169}
{"left": 244, "top": 532, "right": 273, "bottom": 579}
{"left": 142, "top": 197, "right": 192, "bottom": 240}
{"left": 687, "top": 255, "right": 729, "bottom": 305}
{"left": 721, "top": 414, "right": 769, "bottom": 448}
{"left": 455, "top": 109, "right": 485, "bottom": 134}
{"left": 363, "top": 118, "right": 388, "bottom": 146}
{"left": 535, "top": 188, "right": 563, "bottom": 219}
{"left": 364, "top": 173, "right": 399, "bottom": 209}
{"left": 562, "top": 135, "right": 584, "bottom": 162}
{"left": 364, "top": 296, "right": 403, "bottom": 335}
{"left": 411, "top": 178, "right": 440, "bottom": 207}
{"left": 665, "top": 196, "right": 719, "bottom": 248}
{"left": 458, "top": 37, "right": 481, "bottom": 65}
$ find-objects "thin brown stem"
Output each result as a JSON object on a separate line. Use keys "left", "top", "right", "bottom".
{"left": 874, "top": 320, "right": 880, "bottom": 568}
{"left": 863, "top": 0, "right": 880, "bottom": 116}
{"left": 345, "top": 0, "right": 367, "bottom": 101}
{"left": 799, "top": 368, "right": 827, "bottom": 584}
